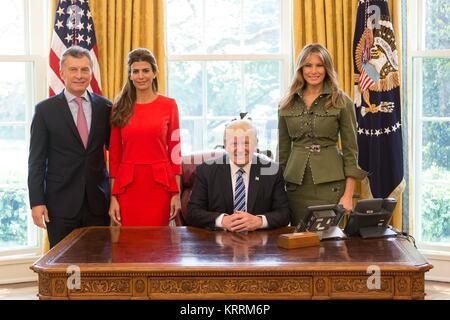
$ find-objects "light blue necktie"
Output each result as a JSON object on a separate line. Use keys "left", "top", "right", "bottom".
{"left": 234, "top": 168, "right": 246, "bottom": 212}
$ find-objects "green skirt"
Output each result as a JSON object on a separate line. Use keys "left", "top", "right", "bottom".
{"left": 286, "top": 164, "right": 345, "bottom": 226}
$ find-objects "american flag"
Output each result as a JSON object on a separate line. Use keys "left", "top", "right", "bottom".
{"left": 359, "top": 68, "right": 375, "bottom": 92}
{"left": 49, "top": 0, "right": 102, "bottom": 96}
{"left": 358, "top": 36, "right": 375, "bottom": 91}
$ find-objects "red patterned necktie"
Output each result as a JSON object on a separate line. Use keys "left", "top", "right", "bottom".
{"left": 75, "top": 97, "right": 89, "bottom": 149}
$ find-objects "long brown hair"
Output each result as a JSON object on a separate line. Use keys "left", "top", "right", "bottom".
{"left": 111, "top": 48, "right": 159, "bottom": 127}
{"left": 279, "top": 43, "right": 345, "bottom": 110}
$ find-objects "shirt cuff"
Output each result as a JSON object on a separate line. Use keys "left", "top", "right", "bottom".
{"left": 215, "top": 213, "right": 228, "bottom": 228}
{"left": 257, "top": 215, "right": 268, "bottom": 229}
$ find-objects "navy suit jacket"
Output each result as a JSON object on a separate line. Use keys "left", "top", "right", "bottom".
{"left": 28, "top": 91, "right": 112, "bottom": 219}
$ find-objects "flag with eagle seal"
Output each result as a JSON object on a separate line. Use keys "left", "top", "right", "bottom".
{"left": 353, "top": 0, "right": 404, "bottom": 199}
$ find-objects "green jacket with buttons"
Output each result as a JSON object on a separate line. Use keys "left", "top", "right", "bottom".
{"left": 277, "top": 85, "right": 367, "bottom": 186}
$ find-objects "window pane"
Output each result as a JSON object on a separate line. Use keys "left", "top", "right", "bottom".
{"left": 416, "top": 57, "right": 450, "bottom": 117}
{"left": 245, "top": 60, "right": 281, "bottom": 118}
{"left": 207, "top": 61, "right": 242, "bottom": 116}
{"left": 420, "top": 181, "right": 450, "bottom": 243}
{"left": 205, "top": 0, "right": 241, "bottom": 54}
{"left": 0, "top": 125, "right": 31, "bottom": 249}
{"left": 205, "top": 0, "right": 281, "bottom": 54}
{"left": 0, "top": 62, "right": 31, "bottom": 122}
{"left": 413, "top": 54, "right": 450, "bottom": 244}
{"left": 168, "top": 61, "right": 203, "bottom": 117}
{"left": 0, "top": 187, "right": 31, "bottom": 248}
{"left": 180, "top": 119, "right": 204, "bottom": 154}
{"left": 186, "top": 60, "right": 282, "bottom": 118}
{"left": 0, "top": 0, "right": 26, "bottom": 54}
{"left": 0, "top": 125, "right": 27, "bottom": 185}
{"left": 420, "top": 121, "right": 449, "bottom": 244}
{"left": 166, "top": 0, "right": 281, "bottom": 54}
{"left": 425, "top": 0, "right": 450, "bottom": 50}
{"left": 206, "top": 119, "right": 228, "bottom": 149}
{"left": 243, "top": 0, "right": 280, "bottom": 53}
{"left": 253, "top": 119, "right": 277, "bottom": 156}
{"left": 166, "top": 0, "right": 202, "bottom": 54}
{"left": 422, "top": 121, "right": 450, "bottom": 172}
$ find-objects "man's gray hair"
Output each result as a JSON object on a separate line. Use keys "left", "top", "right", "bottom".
{"left": 224, "top": 119, "right": 257, "bottom": 135}
{"left": 60, "top": 46, "right": 93, "bottom": 70}
{"left": 223, "top": 119, "right": 258, "bottom": 143}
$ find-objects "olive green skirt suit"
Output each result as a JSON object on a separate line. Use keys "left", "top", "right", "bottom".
{"left": 278, "top": 84, "right": 367, "bottom": 225}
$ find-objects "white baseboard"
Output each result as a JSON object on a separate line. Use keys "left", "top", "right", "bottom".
{"left": 0, "top": 259, "right": 39, "bottom": 285}
{"left": 424, "top": 257, "right": 450, "bottom": 283}
{"left": 419, "top": 248, "right": 450, "bottom": 283}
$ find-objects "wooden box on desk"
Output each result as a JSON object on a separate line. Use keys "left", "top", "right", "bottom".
{"left": 277, "top": 232, "right": 320, "bottom": 249}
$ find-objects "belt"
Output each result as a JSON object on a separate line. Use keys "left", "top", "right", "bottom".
{"left": 305, "top": 144, "right": 321, "bottom": 152}
{"left": 304, "top": 144, "right": 335, "bottom": 153}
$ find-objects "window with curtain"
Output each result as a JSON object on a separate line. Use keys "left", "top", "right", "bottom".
{"left": 0, "top": 0, "right": 48, "bottom": 255}
{"left": 409, "top": 0, "right": 450, "bottom": 249}
{"left": 166, "top": 0, "right": 291, "bottom": 155}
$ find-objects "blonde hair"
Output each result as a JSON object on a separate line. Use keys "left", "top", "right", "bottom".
{"left": 280, "top": 43, "right": 345, "bottom": 110}
{"left": 223, "top": 119, "right": 257, "bottom": 144}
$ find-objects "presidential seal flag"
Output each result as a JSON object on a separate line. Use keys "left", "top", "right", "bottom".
{"left": 49, "top": 0, "right": 102, "bottom": 96}
{"left": 353, "top": 0, "right": 404, "bottom": 198}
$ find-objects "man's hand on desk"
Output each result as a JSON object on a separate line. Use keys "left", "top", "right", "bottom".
{"left": 222, "top": 211, "right": 263, "bottom": 232}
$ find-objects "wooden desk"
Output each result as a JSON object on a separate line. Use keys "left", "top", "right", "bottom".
{"left": 31, "top": 227, "right": 432, "bottom": 300}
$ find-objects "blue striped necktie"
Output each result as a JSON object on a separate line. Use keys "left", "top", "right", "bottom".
{"left": 234, "top": 168, "right": 246, "bottom": 212}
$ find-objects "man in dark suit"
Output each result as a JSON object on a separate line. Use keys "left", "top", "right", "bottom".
{"left": 28, "top": 46, "right": 112, "bottom": 248}
{"left": 188, "top": 119, "right": 291, "bottom": 231}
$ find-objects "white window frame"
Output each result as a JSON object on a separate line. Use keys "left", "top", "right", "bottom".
{"left": 165, "top": 0, "right": 292, "bottom": 154}
{"left": 0, "top": 0, "right": 49, "bottom": 275}
{"left": 408, "top": 0, "right": 450, "bottom": 281}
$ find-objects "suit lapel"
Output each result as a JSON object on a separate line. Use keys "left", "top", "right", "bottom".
{"left": 247, "top": 156, "right": 260, "bottom": 214}
{"left": 87, "top": 92, "right": 99, "bottom": 150}
{"left": 220, "top": 155, "right": 234, "bottom": 213}
{"left": 57, "top": 92, "right": 85, "bottom": 149}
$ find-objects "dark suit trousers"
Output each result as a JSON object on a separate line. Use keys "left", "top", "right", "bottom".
{"left": 46, "top": 192, "right": 110, "bottom": 248}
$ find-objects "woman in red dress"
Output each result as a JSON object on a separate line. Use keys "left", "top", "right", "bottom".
{"left": 108, "top": 48, "right": 182, "bottom": 226}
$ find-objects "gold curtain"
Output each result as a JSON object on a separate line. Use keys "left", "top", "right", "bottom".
{"left": 43, "top": 0, "right": 166, "bottom": 253}
{"left": 292, "top": 0, "right": 403, "bottom": 229}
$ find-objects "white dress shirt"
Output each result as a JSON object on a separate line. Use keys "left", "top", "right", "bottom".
{"left": 215, "top": 159, "right": 268, "bottom": 229}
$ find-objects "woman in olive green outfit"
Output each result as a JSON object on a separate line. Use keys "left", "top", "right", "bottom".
{"left": 278, "top": 44, "right": 367, "bottom": 225}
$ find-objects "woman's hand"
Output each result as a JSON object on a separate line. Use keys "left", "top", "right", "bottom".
{"left": 170, "top": 194, "right": 181, "bottom": 221}
{"left": 339, "top": 194, "right": 353, "bottom": 214}
{"left": 109, "top": 196, "right": 122, "bottom": 226}
{"left": 340, "top": 177, "right": 356, "bottom": 214}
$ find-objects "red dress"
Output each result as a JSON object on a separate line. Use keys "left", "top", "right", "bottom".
{"left": 109, "top": 95, "right": 182, "bottom": 226}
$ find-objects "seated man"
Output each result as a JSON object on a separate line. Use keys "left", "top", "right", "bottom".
{"left": 188, "top": 119, "right": 291, "bottom": 231}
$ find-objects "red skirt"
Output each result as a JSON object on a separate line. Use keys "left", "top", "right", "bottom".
{"left": 117, "top": 164, "right": 172, "bottom": 226}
